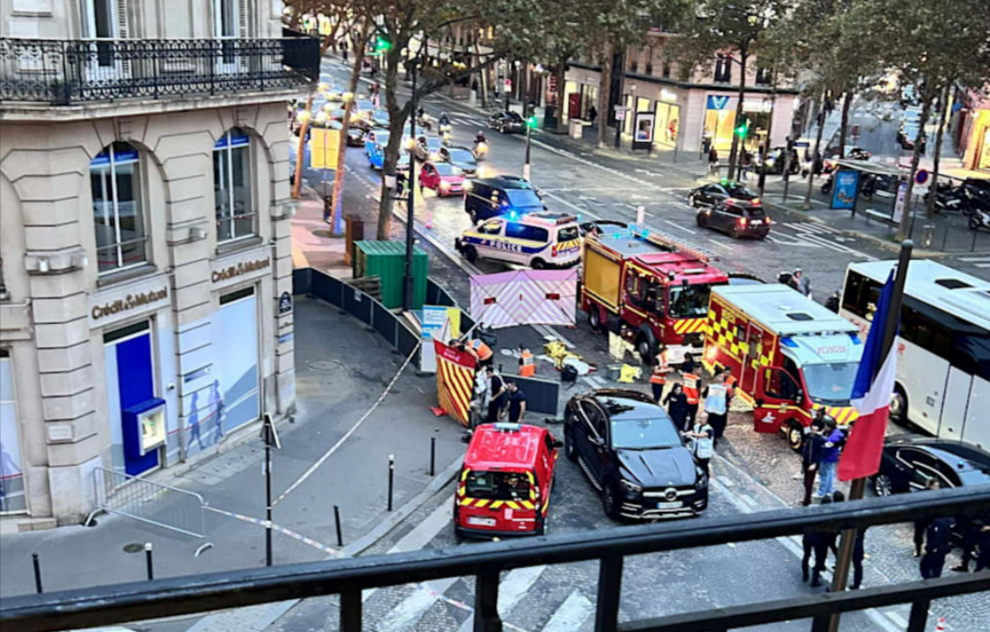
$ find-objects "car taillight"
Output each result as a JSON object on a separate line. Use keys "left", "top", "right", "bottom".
{"left": 751, "top": 197, "right": 761, "bottom": 206}
{"left": 739, "top": 217, "right": 748, "bottom": 227}
{"left": 552, "top": 244, "right": 558, "bottom": 257}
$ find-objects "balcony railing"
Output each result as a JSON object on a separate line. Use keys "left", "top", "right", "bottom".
{"left": 1, "top": 486, "right": 988, "bottom": 632}
{"left": 0, "top": 37, "right": 320, "bottom": 106}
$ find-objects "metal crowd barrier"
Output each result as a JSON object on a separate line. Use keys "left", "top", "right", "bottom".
{"left": 85, "top": 467, "right": 207, "bottom": 539}
{"left": 3, "top": 486, "right": 987, "bottom": 632}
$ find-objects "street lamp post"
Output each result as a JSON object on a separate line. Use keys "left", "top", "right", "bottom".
{"left": 403, "top": 40, "right": 423, "bottom": 312}
{"left": 524, "top": 117, "right": 533, "bottom": 181}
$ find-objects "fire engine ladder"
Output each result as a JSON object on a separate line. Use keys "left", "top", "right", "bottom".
{"left": 628, "top": 223, "right": 720, "bottom": 263}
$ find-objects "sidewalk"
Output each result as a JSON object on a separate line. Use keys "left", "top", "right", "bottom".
{"left": 0, "top": 296, "right": 468, "bottom": 600}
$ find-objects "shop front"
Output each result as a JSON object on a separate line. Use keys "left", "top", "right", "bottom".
{"left": 653, "top": 89, "right": 681, "bottom": 148}
{"left": 703, "top": 94, "right": 783, "bottom": 154}
{"left": 0, "top": 350, "right": 25, "bottom": 513}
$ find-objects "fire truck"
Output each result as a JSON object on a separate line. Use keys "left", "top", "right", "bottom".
{"left": 581, "top": 224, "right": 729, "bottom": 364}
{"left": 703, "top": 284, "right": 864, "bottom": 450}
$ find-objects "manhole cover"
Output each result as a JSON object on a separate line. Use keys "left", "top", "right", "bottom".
{"left": 307, "top": 359, "right": 338, "bottom": 371}
{"left": 123, "top": 543, "right": 144, "bottom": 554}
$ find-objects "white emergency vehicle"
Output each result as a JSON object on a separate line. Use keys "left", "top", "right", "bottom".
{"left": 455, "top": 211, "right": 582, "bottom": 269}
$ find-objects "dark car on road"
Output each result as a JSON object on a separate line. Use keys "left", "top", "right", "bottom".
{"left": 464, "top": 176, "right": 545, "bottom": 223}
{"left": 696, "top": 199, "right": 770, "bottom": 239}
{"left": 873, "top": 436, "right": 990, "bottom": 498}
{"left": 488, "top": 111, "right": 525, "bottom": 134}
{"left": 688, "top": 181, "right": 759, "bottom": 208}
{"left": 439, "top": 146, "right": 480, "bottom": 177}
{"left": 564, "top": 389, "right": 708, "bottom": 520}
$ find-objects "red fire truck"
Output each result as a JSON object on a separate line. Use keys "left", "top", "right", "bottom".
{"left": 703, "top": 284, "right": 864, "bottom": 450}
{"left": 581, "top": 224, "right": 729, "bottom": 364}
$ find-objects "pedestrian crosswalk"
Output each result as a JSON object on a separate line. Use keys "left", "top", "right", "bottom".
{"left": 958, "top": 256, "right": 990, "bottom": 268}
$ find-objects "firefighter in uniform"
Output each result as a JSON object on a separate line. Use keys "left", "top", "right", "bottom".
{"left": 470, "top": 337, "right": 495, "bottom": 368}
{"left": 681, "top": 353, "right": 701, "bottom": 425}
{"left": 650, "top": 346, "right": 671, "bottom": 403}
{"left": 518, "top": 344, "right": 535, "bottom": 377}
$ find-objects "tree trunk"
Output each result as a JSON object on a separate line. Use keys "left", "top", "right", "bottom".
{"left": 896, "top": 96, "right": 933, "bottom": 240}
{"left": 803, "top": 90, "right": 827, "bottom": 211}
{"left": 377, "top": 47, "right": 405, "bottom": 240}
{"left": 727, "top": 50, "right": 748, "bottom": 181}
{"left": 597, "top": 43, "right": 615, "bottom": 149}
{"left": 758, "top": 74, "right": 777, "bottom": 199}
{"left": 291, "top": 92, "right": 315, "bottom": 200}
{"left": 330, "top": 23, "right": 370, "bottom": 233}
{"left": 838, "top": 91, "right": 853, "bottom": 158}
{"left": 926, "top": 84, "right": 951, "bottom": 219}
{"left": 554, "top": 58, "right": 567, "bottom": 134}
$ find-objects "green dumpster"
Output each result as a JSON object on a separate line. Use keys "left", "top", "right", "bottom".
{"left": 353, "top": 240, "right": 428, "bottom": 309}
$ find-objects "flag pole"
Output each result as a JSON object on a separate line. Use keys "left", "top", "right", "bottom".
{"left": 827, "top": 240, "right": 912, "bottom": 631}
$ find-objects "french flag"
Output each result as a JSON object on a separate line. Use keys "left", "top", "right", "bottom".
{"left": 838, "top": 271, "right": 900, "bottom": 481}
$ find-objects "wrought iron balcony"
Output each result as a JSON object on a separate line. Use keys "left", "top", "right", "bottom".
{"left": 0, "top": 37, "right": 320, "bottom": 106}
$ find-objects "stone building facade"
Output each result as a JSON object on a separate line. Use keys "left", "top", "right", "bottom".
{"left": 0, "top": 0, "right": 315, "bottom": 526}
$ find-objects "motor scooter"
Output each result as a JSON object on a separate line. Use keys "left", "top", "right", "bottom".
{"left": 969, "top": 208, "right": 990, "bottom": 231}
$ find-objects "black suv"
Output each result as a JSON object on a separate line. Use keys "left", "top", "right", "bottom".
{"left": 464, "top": 176, "right": 546, "bottom": 223}
{"left": 688, "top": 181, "right": 759, "bottom": 208}
{"left": 488, "top": 110, "right": 525, "bottom": 134}
{"left": 696, "top": 199, "right": 770, "bottom": 239}
{"left": 564, "top": 389, "right": 708, "bottom": 520}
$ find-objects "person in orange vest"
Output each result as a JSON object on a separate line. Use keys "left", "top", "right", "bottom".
{"left": 723, "top": 367, "right": 737, "bottom": 403}
{"left": 681, "top": 353, "right": 701, "bottom": 425}
{"left": 518, "top": 344, "right": 536, "bottom": 377}
{"left": 470, "top": 336, "right": 494, "bottom": 368}
{"left": 649, "top": 346, "right": 671, "bottom": 403}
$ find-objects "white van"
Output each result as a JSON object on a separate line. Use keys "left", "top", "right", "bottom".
{"left": 455, "top": 212, "right": 582, "bottom": 269}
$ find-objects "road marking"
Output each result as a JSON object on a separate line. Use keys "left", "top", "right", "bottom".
{"left": 542, "top": 191, "right": 602, "bottom": 219}
{"left": 363, "top": 503, "right": 452, "bottom": 603}
{"left": 379, "top": 576, "right": 461, "bottom": 631}
{"left": 707, "top": 239, "right": 733, "bottom": 252}
{"left": 664, "top": 220, "right": 697, "bottom": 235}
{"left": 959, "top": 256, "right": 990, "bottom": 262}
{"left": 885, "top": 611, "right": 909, "bottom": 628}
{"left": 457, "top": 566, "right": 547, "bottom": 632}
{"left": 539, "top": 591, "right": 594, "bottom": 632}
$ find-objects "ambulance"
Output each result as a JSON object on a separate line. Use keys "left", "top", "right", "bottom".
{"left": 454, "top": 422, "right": 561, "bottom": 539}
{"left": 702, "top": 284, "right": 864, "bottom": 450}
{"left": 455, "top": 211, "right": 581, "bottom": 269}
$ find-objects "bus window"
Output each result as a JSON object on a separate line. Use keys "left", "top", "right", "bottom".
{"left": 841, "top": 270, "right": 881, "bottom": 320}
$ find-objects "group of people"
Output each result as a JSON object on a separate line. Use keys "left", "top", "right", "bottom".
{"left": 799, "top": 413, "right": 847, "bottom": 505}
{"left": 456, "top": 334, "right": 532, "bottom": 428}
{"left": 913, "top": 479, "right": 990, "bottom": 579}
{"left": 801, "top": 491, "right": 865, "bottom": 588}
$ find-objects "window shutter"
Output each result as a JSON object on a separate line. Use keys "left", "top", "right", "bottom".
{"left": 116, "top": 0, "right": 129, "bottom": 39}
{"left": 238, "top": 0, "right": 248, "bottom": 37}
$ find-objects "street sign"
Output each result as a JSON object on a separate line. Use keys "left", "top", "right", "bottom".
{"left": 504, "top": 79, "right": 512, "bottom": 91}
{"left": 915, "top": 169, "right": 930, "bottom": 185}
{"left": 278, "top": 291, "right": 292, "bottom": 315}
{"left": 794, "top": 141, "right": 810, "bottom": 147}
{"left": 616, "top": 110, "right": 626, "bottom": 121}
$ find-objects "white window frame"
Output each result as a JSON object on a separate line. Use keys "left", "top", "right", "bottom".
{"left": 92, "top": 143, "right": 147, "bottom": 275}
{"left": 214, "top": 129, "right": 255, "bottom": 244}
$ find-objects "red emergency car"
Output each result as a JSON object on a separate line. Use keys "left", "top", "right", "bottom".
{"left": 454, "top": 423, "right": 561, "bottom": 539}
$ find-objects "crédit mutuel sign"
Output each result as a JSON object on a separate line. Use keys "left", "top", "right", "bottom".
{"left": 211, "top": 249, "right": 272, "bottom": 290}
{"left": 91, "top": 288, "right": 169, "bottom": 320}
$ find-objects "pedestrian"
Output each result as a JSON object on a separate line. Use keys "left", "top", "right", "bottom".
{"left": 340, "top": 40, "right": 348, "bottom": 64}
{"left": 649, "top": 346, "right": 671, "bottom": 403}
{"left": 817, "top": 417, "right": 843, "bottom": 499}
{"left": 663, "top": 383, "right": 690, "bottom": 432}
{"left": 518, "top": 344, "right": 535, "bottom": 377}
{"left": 920, "top": 516, "right": 955, "bottom": 579}
{"left": 806, "top": 495, "right": 834, "bottom": 587}
{"left": 681, "top": 354, "right": 701, "bottom": 426}
{"left": 471, "top": 78, "right": 479, "bottom": 94}
{"left": 851, "top": 526, "right": 867, "bottom": 589}
{"left": 707, "top": 146, "right": 719, "bottom": 178}
{"left": 702, "top": 372, "right": 728, "bottom": 447}
{"left": 485, "top": 366, "right": 507, "bottom": 423}
{"left": 740, "top": 150, "right": 752, "bottom": 181}
{"left": 800, "top": 420, "right": 825, "bottom": 506}
{"left": 951, "top": 510, "right": 990, "bottom": 573}
{"left": 588, "top": 105, "right": 597, "bottom": 124}
{"left": 683, "top": 414, "right": 714, "bottom": 478}
{"left": 722, "top": 367, "right": 737, "bottom": 403}
{"left": 506, "top": 380, "right": 527, "bottom": 423}
{"left": 913, "top": 478, "right": 941, "bottom": 557}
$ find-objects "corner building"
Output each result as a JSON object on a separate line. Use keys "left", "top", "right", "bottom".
{"left": 0, "top": 0, "right": 318, "bottom": 525}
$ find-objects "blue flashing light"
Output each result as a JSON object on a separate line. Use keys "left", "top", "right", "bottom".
{"left": 509, "top": 211, "right": 519, "bottom": 220}
{"left": 642, "top": 229, "right": 650, "bottom": 237}
{"left": 781, "top": 337, "right": 799, "bottom": 348}
{"left": 613, "top": 232, "right": 623, "bottom": 239}
{"left": 850, "top": 333, "right": 862, "bottom": 345}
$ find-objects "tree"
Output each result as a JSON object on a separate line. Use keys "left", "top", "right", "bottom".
{"left": 284, "top": 0, "right": 355, "bottom": 56}
{"left": 846, "top": 0, "right": 990, "bottom": 239}
{"left": 673, "top": 0, "right": 787, "bottom": 179}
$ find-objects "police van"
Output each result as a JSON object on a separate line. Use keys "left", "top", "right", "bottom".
{"left": 455, "top": 211, "right": 582, "bottom": 269}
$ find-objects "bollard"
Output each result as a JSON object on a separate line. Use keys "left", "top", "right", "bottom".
{"left": 430, "top": 435, "right": 437, "bottom": 477}
{"left": 32, "top": 552, "right": 43, "bottom": 594}
{"left": 388, "top": 454, "right": 395, "bottom": 511}
{"left": 145, "top": 542, "right": 154, "bottom": 581}
{"left": 334, "top": 504, "right": 344, "bottom": 548}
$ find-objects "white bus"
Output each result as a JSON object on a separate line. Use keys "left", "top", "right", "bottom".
{"left": 840, "top": 260, "right": 990, "bottom": 449}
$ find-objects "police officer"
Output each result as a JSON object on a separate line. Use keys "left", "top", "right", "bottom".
{"left": 951, "top": 511, "right": 990, "bottom": 573}
{"left": 921, "top": 515, "right": 955, "bottom": 579}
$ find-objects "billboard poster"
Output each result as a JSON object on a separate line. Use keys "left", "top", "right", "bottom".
{"left": 893, "top": 181, "right": 908, "bottom": 223}
{"left": 831, "top": 170, "right": 860, "bottom": 210}
{"left": 635, "top": 112, "right": 655, "bottom": 143}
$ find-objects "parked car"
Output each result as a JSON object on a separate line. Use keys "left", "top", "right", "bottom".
{"left": 688, "top": 181, "right": 759, "bottom": 208}
{"left": 872, "top": 436, "right": 990, "bottom": 497}
{"left": 564, "top": 389, "right": 708, "bottom": 519}
{"left": 488, "top": 110, "right": 525, "bottom": 134}
{"left": 696, "top": 199, "right": 770, "bottom": 239}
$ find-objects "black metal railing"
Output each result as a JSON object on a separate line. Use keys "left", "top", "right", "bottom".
{"left": 0, "top": 37, "right": 320, "bottom": 105}
{"left": 1, "top": 486, "right": 988, "bottom": 632}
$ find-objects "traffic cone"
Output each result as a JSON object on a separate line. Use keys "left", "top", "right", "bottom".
{"left": 425, "top": 214, "right": 433, "bottom": 230}
{"left": 935, "top": 618, "right": 945, "bottom": 632}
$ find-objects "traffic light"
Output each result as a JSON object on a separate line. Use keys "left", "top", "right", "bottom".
{"left": 374, "top": 36, "right": 391, "bottom": 53}
{"left": 734, "top": 122, "right": 749, "bottom": 138}
{"left": 525, "top": 115, "right": 538, "bottom": 129}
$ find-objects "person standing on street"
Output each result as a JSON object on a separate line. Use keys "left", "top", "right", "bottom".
{"left": 588, "top": 105, "right": 598, "bottom": 125}
{"left": 340, "top": 40, "right": 348, "bottom": 63}
{"left": 682, "top": 414, "right": 714, "bottom": 478}
{"left": 663, "top": 383, "right": 690, "bottom": 432}
{"left": 817, "top": 418, "right": 843, "bottom": 499}
{"left": 921, "top": 515, "right": 955, "bottom": 579}
{"left": 707, "top": 146, "right": 719, "bottom": 178}
{"left": 800, "top": 420, "right": 825, "bottom": 506}
{"left": 506, "top": 380, "right": 527, "bottom": 423}
{"left": 951, "top": 510, "right": 990, "bottom": 573}
{"left": 681, "top": 354, "right": 701, "bottom": 426}
{"left": 807, "top": 495, "right": 834, "bottom": 587}
{"left": 486, "top": 366, "right": 507, "bottom": 423}
{"left": 702, "top": 372, "right": 728, "bottom": 447}
{"left": 650, "top": 346, "right": 671, "bottom": 403}
{"left": 518, "top": 344, "right": 536, "bottom": 378}
{"left": 851, "top": 526, "right": 868, "bottom": 589}
{"left": 914, "top": 478, "right": 941, "bottom": 556}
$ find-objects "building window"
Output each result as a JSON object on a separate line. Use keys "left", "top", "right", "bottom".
{"left": 714, "top": 58, "right": 731, "bottom": 83}
{"left": 92, "top": 142, "right": 147, "bottom": 274}
{"left": 756, "top": 67, "right": 772, "bottom": 86}
{"left": 214, "top": 128, "right": 254, "bottom": 243}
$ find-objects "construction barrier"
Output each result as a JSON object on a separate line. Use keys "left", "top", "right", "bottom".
{"left": 502, "top": 375, "right": 560, "bottom": 416}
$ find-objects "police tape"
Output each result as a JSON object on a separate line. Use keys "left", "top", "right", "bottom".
{"left": 204, "top": 504, "right": 531, "bottom": 632}
{"left": 271, "top": 341, "right": 422, "bottom": 508}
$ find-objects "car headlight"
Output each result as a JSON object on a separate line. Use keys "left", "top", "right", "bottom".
{"left": 440, "top": 181, "right": 450, "bottom": 190}
{"left": 477, "top": 166, "right": 487, "bottom": 177}
{"left": 463, "top": 181, "right": 472, "bottom": 191}
{"left": 620, "top": 479, "right": 642, "bottom": 499}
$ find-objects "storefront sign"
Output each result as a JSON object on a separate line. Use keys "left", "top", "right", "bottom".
{"left": 91, "top": 287, "right": 168, "bottom": 321}
{"left": 89, "top": 276, "right": 171, "bottom": 328}
{"left": 707, "top": 95, "right": 730, "bottom": 110}
{"left": 660, "top": 89, "right": 677, "bottom": 103}
{"left": 278, "top": 291, "right": 293, "bottom": 315}
{"left": 211, "top": 256, "right": 271, "bottom": 285}
{"left": 742, "top": 99, "right": 773, "bottom": 113}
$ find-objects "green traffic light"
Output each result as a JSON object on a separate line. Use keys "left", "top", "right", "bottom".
{"left": 526, "top": 116, "right": 538, "bottom": 128}
{"left": 375, "top": 36, "right": 391, "bottom": 53}
{"left": 734, "top": 123, "right": 748, "bottom": 138}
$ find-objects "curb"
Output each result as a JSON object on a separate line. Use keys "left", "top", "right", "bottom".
{"left": 184, "top": 455, "right": 463, "bottom": 632}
